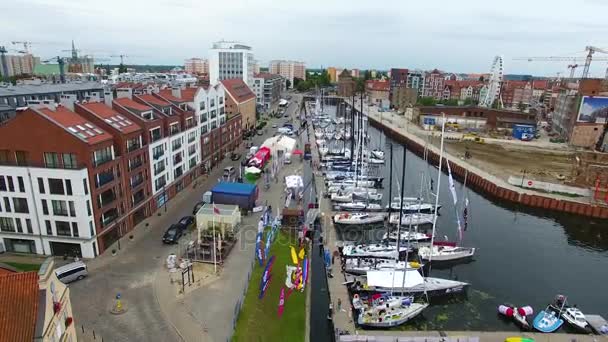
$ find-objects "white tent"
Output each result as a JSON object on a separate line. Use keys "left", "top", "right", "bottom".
{"left": 262, "top": 135, "right": 297, "bottom": 157}
{"left": 285, "top": 175, "right": 303, "bottom": 189}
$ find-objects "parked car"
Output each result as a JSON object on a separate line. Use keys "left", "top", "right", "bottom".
{"left": 230, "top": 153, "right": 241, "bottom": 161}
{"left": 177, "top": 216, "right": 194, "bottom": 230}
{"left": 192, "top": 201, "right": 205, "bottom": 215}
{"left": 162, "top": 224, "right": 183, "bottom": 244}
{"left": 55, "top": 261, "right": 88, "bottom": 284}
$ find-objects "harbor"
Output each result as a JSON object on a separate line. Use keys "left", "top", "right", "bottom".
{"left": 302, "top": 94, "right": 608, "bottom": 339}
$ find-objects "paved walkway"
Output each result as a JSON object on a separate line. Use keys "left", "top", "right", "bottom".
{"left": 339, "top": 331, "right": 607, "bottom": 341}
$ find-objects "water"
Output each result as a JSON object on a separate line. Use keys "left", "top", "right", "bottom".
{"left": 326, "top": 103, "right": 608, "bottom": 332}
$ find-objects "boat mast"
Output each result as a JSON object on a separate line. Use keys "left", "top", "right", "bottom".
{"left": 392, "top": 143, "right": 408, "bottom": 294}
{"left": 427, "top": 114, "right": 446, "bottom": 275}
{"left": 386, "top": 144, "right": 393, "bottom": 238}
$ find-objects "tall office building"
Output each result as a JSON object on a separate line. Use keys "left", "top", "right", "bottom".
{"left": 209, "top": 41, "right": 255, "bottom": 86}
{"left": 184, "top": 58, "right": 209, "bottom": 74}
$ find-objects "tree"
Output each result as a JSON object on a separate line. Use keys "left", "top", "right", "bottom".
{"left": 517, "top": 101, "right": 526, "bottom": 111}
{"left": 118, "top": 63, "right": 127, "bottom": 74}
{"left": 416, "top": 97, "right": 437, "bottom": 106}
{"left": 363, "top": 70, "right": 372, "bottom": 81}
{"left": 442, "top": 99, "right": 459, "bottom": 106}
{"left": 293, "top": 77, "right": 303, "bottom": 88}
{"left": 285, "top": 79, "right": 291, "bottom": 89}
{"left": 355, "top": 77, "right": 365, "bottom": 92}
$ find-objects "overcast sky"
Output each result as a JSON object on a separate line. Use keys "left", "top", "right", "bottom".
{"left": 3, "top": 0, "right": 608, "bottom": 77}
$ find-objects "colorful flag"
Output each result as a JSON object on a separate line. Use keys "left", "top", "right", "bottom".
{"left": 298, "top": 247, "right": 305, "bottom": 260}
{"left": 213, "top": 204, "right": 221, "bottom": 215}
{"left": 258, "top": 275, "right": 272, "bottom": 299}
{"left": 278, "top": 288, "right": 285, "bottom": 317}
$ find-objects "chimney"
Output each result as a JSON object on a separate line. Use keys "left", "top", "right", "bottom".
{"left": 60, "top": 94, "right": 76, "bottom": 112}
{"left": 27, "top": 99, "right": 56, "bottom": 111}
{"left": 85, "top": 92, "right": 101, "bottom": 103}
{"left": 116, "top": 88, "right": 133, "bottom": 100}
{"left": 172, "top": 86, "right": 182, "bottom": 99}
{"left": 104, "top": 90, "right": 114, "bottom": 108}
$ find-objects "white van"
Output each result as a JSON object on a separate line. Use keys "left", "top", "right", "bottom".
{"left": 55, "top": 261, "right": 88, "bottom": 283}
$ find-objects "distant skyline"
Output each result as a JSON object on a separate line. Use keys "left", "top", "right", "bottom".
{"left": 3, "top": 0, "right": 608, "bottom": 77}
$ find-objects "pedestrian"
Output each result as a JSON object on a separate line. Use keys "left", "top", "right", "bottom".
{"left": 332, "top": 254, "right": 335, "bottom": 265}
{"left": 337, "top": 298, "right": 342, "bottom": 311}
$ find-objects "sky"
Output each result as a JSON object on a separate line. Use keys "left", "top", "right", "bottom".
{"left": 3, "top": 0, "right": 608, "bottom": 77}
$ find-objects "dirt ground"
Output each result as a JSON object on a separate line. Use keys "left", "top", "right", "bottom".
{"left": 442, "top": 140, "right": 575, "bottom": 183}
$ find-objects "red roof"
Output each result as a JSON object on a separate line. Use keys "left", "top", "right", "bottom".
{"left": 158, "top": 89, "right": 186, "bottom": 103}
{"left": 0, "top": 272, "right": 39, "bottom": 342}
{"left": 365, "top": 80, "right": 390, "bottom": 92}
{"left": 38, "top": 106, "right": 113, "bottom": 145}
{"left": 80, "top": 102, "right": 141, "bottom": 134}
{"left": 137, "top": 94, "right": 171, "bottom": 107}
{"left": 220, "top": 79, "right": 256, "bottom": 104}
{"left": 532, "top": 80, "right": 549, "bottom": 90}
{"left": 180, "top": 88, "right": 199, "bottom": 102}
{"left": 114, "top": 97, "right": 153, "bottom": 112}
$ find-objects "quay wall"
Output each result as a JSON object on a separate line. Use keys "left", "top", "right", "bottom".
{"left": 366, "top": 115, "right": 608, "bottom": 219}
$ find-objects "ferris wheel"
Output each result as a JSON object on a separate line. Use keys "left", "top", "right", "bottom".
{"left": 480, "top": 56, "right": 504, "bottom": 108}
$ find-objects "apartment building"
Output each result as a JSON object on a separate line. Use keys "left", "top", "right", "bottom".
{"left": 0, "top": 82, "right": 105, "bottom": 110}
{"left": 252, "top": 73, "right": 284, "bottom": 110}
{"left": 0, "top": 54, "right": 39, "bottom": 77}
{"left": 221, "top": 79, "right": 256, "bottom": 131}
{"left": 422, "top": 69, "right": 444, "bottom": 100}
{"left": 209, "top": 41, "right": 255, "bottom": 86}
{"left": 184, "top": 58, "right": 209, "bottom": 74}
{"left": 0, "top": 83, "right": 242, "bottom": 258}
{"left": 269, "top": 60, "right": 306, "bottom": 85}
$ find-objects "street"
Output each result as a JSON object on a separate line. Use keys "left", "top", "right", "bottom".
{"left": 70, "top": 92, "right": 303, "bottom": 342}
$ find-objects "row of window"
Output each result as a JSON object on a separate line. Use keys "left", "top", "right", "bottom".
{"left": 0, "top": 216, "right": 33, "bottom": 234}
{"left": 0, "top": 197, "right": 29, "bottom": 213}
{"left": 0, "top": 175, "right": 25, "bottom": 193}
{"left": 38, "top": 177, "right": 75, "bottom": 196}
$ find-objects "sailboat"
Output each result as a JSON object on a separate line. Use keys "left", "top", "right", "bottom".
{"left": 333, "top": 212, "right": 386, "bottom": 226}
{"left": 387, "top": 213, "right": 434, "bottom": 226}
{"left": 344, "top": 258, "right": 421, "bottom": 275}
{"left": 352, "top": 294, "right": 428, "bottom": 328}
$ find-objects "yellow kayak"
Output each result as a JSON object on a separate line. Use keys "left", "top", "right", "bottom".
{"left": 505, "top": 338, "right": 535, "bottom": 342}
{"left": 290, "top": 246, "right": 298, "bottom": 264}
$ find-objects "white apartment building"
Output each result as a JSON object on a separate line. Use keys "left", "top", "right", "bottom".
{"left": 269, "top": 60, "right": 306, "bottom": 86}
{"left": 209, "top": 41, "right": 255, "bottom": 86}
{"left": 184, "top": 58, "right": 209, "bottom": 74}
{"left": 0, "top": 166, "right": 99, "bottom": 258}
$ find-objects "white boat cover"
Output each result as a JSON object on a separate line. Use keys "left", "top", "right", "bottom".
{"left": 285, "top": 175, "right": 304, "bottom": 189}
{"left": 366, "top": 269, "right": 424, "bottom": 288}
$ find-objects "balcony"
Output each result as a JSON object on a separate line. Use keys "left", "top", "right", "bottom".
{"left": 132, "top": 189, "right": 145, "bottom": 206}
{"left": 170, "top": 125, "right": 180, "bottom": 136}
{"left": 126, "top": 141, "right": 141, "bottom": 153}
{"left": 101, "top": 208, "right": 119, "bottom": 227}
{"left": 153, "top": 148, "right": 165, "bottom": 160}
{"left": 150, "top": 130, "right": 162, "bottom": 143}
{"left": 172, "top": 142, "right": 182, "bottom": 152}
{"left": 129, "top": 158, "right": 143, "bottom": 171}
{"left": 98, "top": 189, "right": 117, "bottom": 209}
{"left": 130, "top": 174, "right": 144, "bottom": 189}
{"left": 95, "top": 170, "right": 115, "bottom": 188}
{"left": 173, "top": 154, "right": 182, "bottom": 164}
{"left": 93, "top": 156, "right": 112, "bottom": 168}
{"left": 154, "top": 163, "right": 166, "bottom": 176}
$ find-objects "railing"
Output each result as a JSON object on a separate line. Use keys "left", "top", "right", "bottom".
{"left": 172, "top": 142, "right": 182, "bottom": 151}
{"left": 129, "top": 158, "right": 143, "bottom": 171}
{"left": 96, "top": 171, "right": 114, "bottom": 188}
{"left": 153, "top": 149, "right": 165, "bottom": 160}
{"left": 93, "top": 157, "right": 112, "bottom": 168}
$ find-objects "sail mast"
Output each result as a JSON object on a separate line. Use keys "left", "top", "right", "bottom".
{"left": 427, "top": 114, "right": 446, "bottom": 275}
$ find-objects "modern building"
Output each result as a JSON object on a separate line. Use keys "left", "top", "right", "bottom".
{"left": 338, "top": 69, "right": 356, "bottom": 97}
{"left": 417, "top": 105, "right": 536, "bottom": 131}
{"left": 0, "top": 258, "right": 77, "bottom": 342}
{"left": 221, "top": 78, "right": 257, "bottom": 131}
{"left": 252, "top": 73, "right": 284, "bottom": 110}
{"left": 327, "top": 67, "right": 337, "bottom": 83}
{"left": 269, "top": 60, "right": 306, "bottom": 85}
{"left": 209, "top": 41, "right": 255, "bottom": 86}
{"left": 184, "top": 58, "right": 209, "bottom": 75}
{"left": 0, "top": 82, "right": 105, "bottom": 110}
{"left": 406, "top": 70, "right": 425, "bottom": 94}
{"left": 0, "top": 84, "right": 242, "bottom": 258}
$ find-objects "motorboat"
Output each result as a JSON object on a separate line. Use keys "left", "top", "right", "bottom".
{"left": 333, "top": 212, "right": 386, "bottom": 226}
{"left": 344, "top": 258, "right": 421, "bottom": 275}
{"left": 346, "top": 269, "right": 469, "bottom": 297}
{"left": 555, "top": 295, "right": 590, "bottom": 332}
{"left": 342, "top": 243, "right": 413, "bottom": 259}
{"left": 338, "top": 202, "right": 383, "bottom": 212}
{"left": 498, "top": 304, "right": 533, "bottom": 330}
{"left": 388, "top": 213, "right": 435, "bottom": 226}
{"left": 371, "top": 149, "right": 385, "bottom": 160}
{"left": 353, "top": 294, "right": 428, "bottom": 328}
{"left": 383, "top": 229, "right": 433, "bottom": 242}
{"left": 532, "top": 305, "right": 564, "bottom": 333}
{"left": 417, "top": 245, "right": 476, "bottom": 262}
{"left": 330, "top": 193, "right": 353, "bottom": 203}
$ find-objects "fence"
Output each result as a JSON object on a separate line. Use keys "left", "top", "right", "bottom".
{"left": 78, "top": 324, "right": 105, "bottom": 342}
{"left": 227, "top": 243, "right": 256, "bottom": 341}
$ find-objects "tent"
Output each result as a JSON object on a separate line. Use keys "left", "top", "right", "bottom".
{"left": 261, "top": 136, "right": 297, "bottom": 157}
{"left": 292, "top": 149, "right": 303, "bottom": 155}
{"left": 249, "top": 146, "right": 271, "bottom": 168}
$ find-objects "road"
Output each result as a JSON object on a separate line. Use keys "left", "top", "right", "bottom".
{"left": 70, "top": 93, "right": 302, "bottom": 342}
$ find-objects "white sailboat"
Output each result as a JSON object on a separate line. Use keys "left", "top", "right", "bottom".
{"left": 353, "top": 295, "right": 429, "bottom": 328}
{"left": 333, "top": 212, "right": 386, "bottom": 226}
{"left": 388, "top": 213, "right": 434, "bottom": 226}
{"left": 345, "top": 258, "right": 421, "bottom": 275}
{"left": 383, "top": 229, "right": 432, "bottom": 242}
{"left": 418, "top": 245, "right": 475, "bottom": 262}
{"left": 342, "top": 243, "right": 412, "bottom": 259}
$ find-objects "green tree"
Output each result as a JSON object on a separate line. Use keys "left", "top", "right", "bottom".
{"left": 416, "top": 96, "right": 437, "bottom": 106}
{"left": 517, "top": 101, "right": 526, "bottom": 111}
{"left": 442, "top": 99, "right": 459, "bottom": 106}
{"left": 293, "top": 77, "right": 303, "bottom": 88}
{"left": 285, "top": 79, "right": 292, "bottom": 89}
{"left": 363, "top": 70, "right": 372, "bottom": 81}
{"left": 118, "top": 63, "right": 127, "bottom": 74}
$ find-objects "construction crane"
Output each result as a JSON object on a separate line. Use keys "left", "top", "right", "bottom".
{"left": 41, "top": 57, "right": 66, "bottom": 83}
{"left": 513, "top": 56, "right": 608, "bottom": 79}
{"left": 0, "top": 46, "right": 9, "bottom": 77}
{"left": 582, "top": 46, "right": 608, "bottom": 79}
{"left": 11, "top": 41, "right": 34, "bottom": 54}
{"left": 110, "top": 54, "right": 129, "bottom": 64}
{"left": 567, "top": 64, "right": 578, "bottom": 79}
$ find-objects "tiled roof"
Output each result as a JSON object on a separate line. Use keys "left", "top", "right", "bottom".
{"left": 0, "top": 272, "right": 39, "bottom": 342}
{"left": 37, "top": 106, "right": 113, "bottom": 145}
{"left": 137, "top": 94, "right": 171, "bottom": 107}
{"left": 365, "top": 80, "right": 390, "bottom": 91}
{"left": 80, "top": 102, "right": 141, "bottom": 134}
{"left": 220, "top": 79, "right": 256, "bottom": 103}
{"left": 180, "top": 88, "right": 199, "bottom": 102}
{"left": 158, "top": 89, "right": 186, "bottom": 103}
{"left": 114, "top": 97, "right": 153, "bottom": 112}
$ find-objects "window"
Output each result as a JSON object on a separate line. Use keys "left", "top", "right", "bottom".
{"left": 199, "top": 101, "right": 206, "bottom": 111}
{"left": 44, "top": 152, "right": 60, "bottom": 168}
{"left": 83, "top": 179, "right": 88, "bottom": 195}
{"left": 150, "top": 127, "right": 162, "bottom": 142}
{"left": 172, "top": 138, "right": 182, "bottom": 151}
{"left": 38, "top": 178, "right": 45, "bottom": 193}
{"left": 48, "top": 179, "right": 64, "bottom": 195}
{"left": 3, "top": 197, "right": 10, "bottom": 212}
{"left": 219, "top": 97, "right": 223, "bottom": 105}
{"left": 62, "top": 153, "right": 77, "bottom": 169}
{"left": 25, "top": 219, "right": 32, "bottom": 234}
{"left": 69, "top": 201, "right": 76, "bottom": 217}
{"left": 210, "top": 99, "right": 215, "bottom": 107}
{"left": 89, "top": 221, "right": 94, "bottom": 236}
{"left": 12, "top": 198, "right": 28, "bottom": 213}
{"left": 93, "top": 146, "right": 113, "bottom": 167}
{"left": 0, "top": 217, "right": 15, "bottom": 232}
{"left": 56, "top": 221, "right": 71, "bottom": 236}
{"left": 15, "top": 151, "right": 27, "bottom": 166}
{"left": 0, "top": 177, "right": 5, "bottom": 191}
{"left": 15, "top": 218, "right": 22, "bottom": 233}
{"left": 17, "top": 176, "right": 24, "bottom": 192}
{"left": 155, "top": 175, "right": 166, "bottom": 192}
{"left": 126, "top": 137, "right": 141, "bottom": 152}
{"left": 86, "top": 200, "right": 91, "bottom": 216}
{"left": 71, "top": 222, "right": 79, "bottom": 237}
{"left": 7, "top": 176, "right": 14, "bottom": 192}
{"left": 52, "top": 200, "right": 68, "bottom": 216}
{"left": 152, "top": 145, "right": 164, "bottom": 160}
{"left": 41, "top": 199, "right": 48, "bottom": 215}
{"left": 45, "top": 220, "right": 52, "bottom": 235}
{"left": 66, "top": 179, "right": 72, "bottom": 195}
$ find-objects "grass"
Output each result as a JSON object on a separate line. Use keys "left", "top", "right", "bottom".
{"left": 4, "top": 262, "right": 41, "bottom": 272}
{"left": 232, "top": 230, "right": 307, "bottom": 342}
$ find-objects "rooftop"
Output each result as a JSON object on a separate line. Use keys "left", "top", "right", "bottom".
{"left": 365, "top": 80, "right": 390, "bottom": 91}
{"left": 212, "top": 182, "right": 257, "bottom": 196}
{"left": 0, "top": 272, "right": 39, "bottom": 342}
{"left": 158, "top": 89, "right": 186, "bottom": 103}
{"left": 221, "top": 79, "right": 256, "bottom": 103}
{"left": 79, "top": 102, "right": 141, "bottom": 134}
{"left": 137, "top": 94, "right": 171, "bottom": 107}
{"left": 0, "top": 82, "right": 104, "bottom": 97}
{"left": 37, "top": 106, "right": 113, "bottom": 145}
{"left": 254, "top": 73, "right": 282, "bottom": 80}
{"left": 114, "top": 97, "right": 154, "bottom": 112}
{"left": 180, "top": 88, "right": 199, "bottom": 102}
